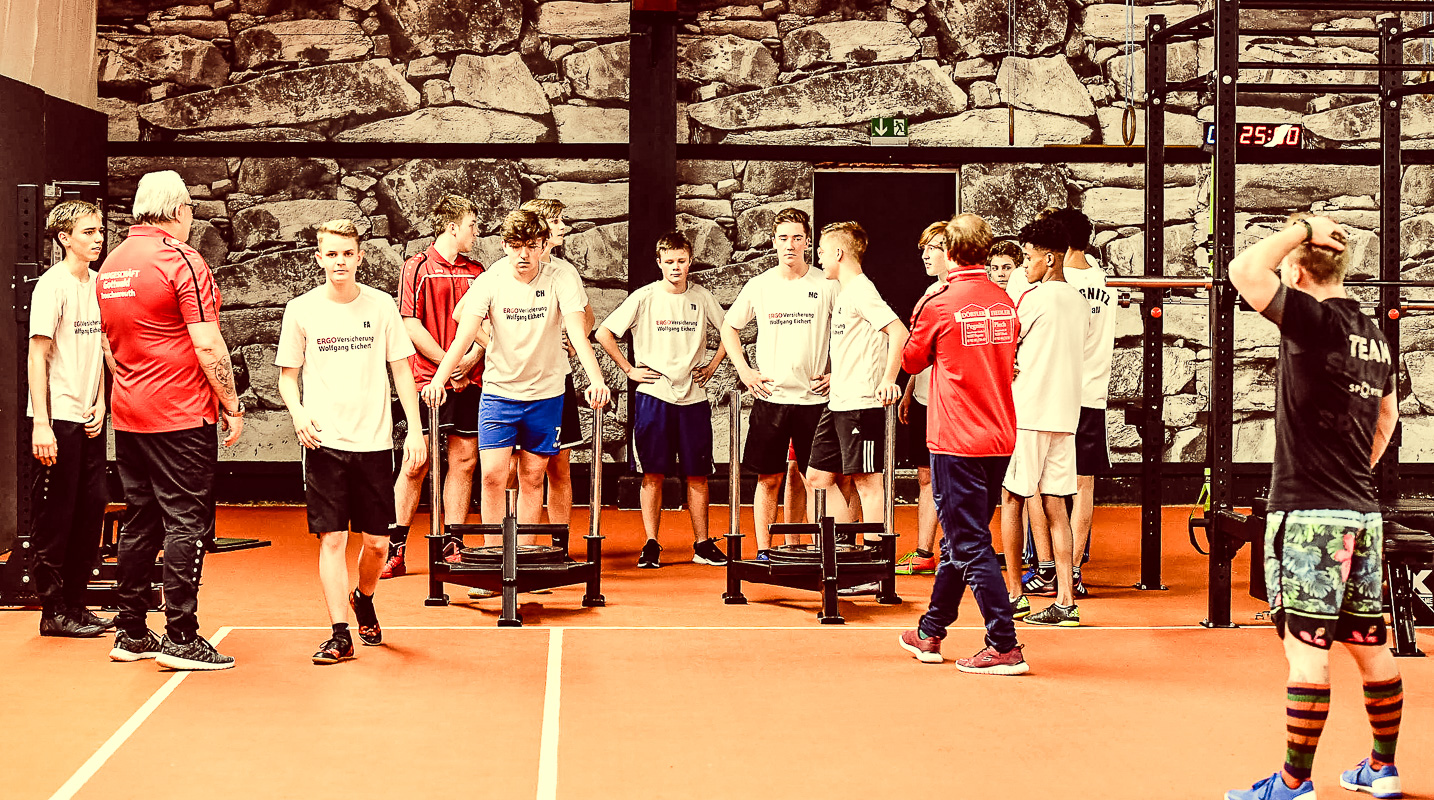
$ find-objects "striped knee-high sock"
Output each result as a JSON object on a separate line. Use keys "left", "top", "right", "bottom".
{"left": 1283, "top": 683, "right": 1331, "bottom": 788}
{"left": 1364, "top": 676, "right": 1402, "bottom": 768}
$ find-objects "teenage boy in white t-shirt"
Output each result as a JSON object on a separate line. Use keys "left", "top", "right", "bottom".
{"left": 806, "top": 221, "right": 908, "bottom": 532}
{"left": 1001, "top": 216, "right": 1090, "bottom": 627}
{"left": 596, "top": 231, "right": 729, "bottom": 568}
{"left": 896, "top": 221, "right": 950, "bottom": 575}
{"left": 423, "top": 210, "right": 611, "bottom": 531}
{"left": 27, "top": 201, "right": 112, "bottom": 638}
{"left": 276, "top": 220, "right": 427, "bottom": 665}
{"left": 721, "top": 208, "right": 840, "bottom": 556}
{"left": 1052, "top": 208, "right": 1114, "bottom": 599}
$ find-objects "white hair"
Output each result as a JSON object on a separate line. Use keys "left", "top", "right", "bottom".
{"left": 132, "top": 170, "right": 190, "bottom": 224}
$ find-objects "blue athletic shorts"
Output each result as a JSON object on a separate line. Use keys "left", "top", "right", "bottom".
{"left": 478, "top": 393, "right": 563, "bottom": 455}
{"left": 630, "top": 393, "right": 713, "bottom": 477}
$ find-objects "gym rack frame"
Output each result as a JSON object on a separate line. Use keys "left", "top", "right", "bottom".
{"left": 1142, "top": 1, "right": 1434, "bottom": 630}
{"left": 423, "top": 400, "right": 606, "bottom": 626}
{"left": 720, "top": 388, "right": 902, "bottom": 623}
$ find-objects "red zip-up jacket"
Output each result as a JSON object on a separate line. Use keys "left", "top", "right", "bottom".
{"left": 901, "top": 266, "right": 1020, "bottom": 458}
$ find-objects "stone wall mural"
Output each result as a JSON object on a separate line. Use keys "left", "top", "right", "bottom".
{"left": 98, "top": 0, "right": 630, "bottom": 143}
{"left": 96, "top": 0, "right": 1434, "bottom": 468}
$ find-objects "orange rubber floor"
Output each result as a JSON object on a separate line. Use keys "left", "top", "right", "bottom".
{"left": 3, "top": 504, "right": 1431, "bottom": 800}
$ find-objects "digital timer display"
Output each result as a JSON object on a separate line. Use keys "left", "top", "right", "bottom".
{"left": 1202, "top": 122, "right": 1303, "bottom": 148}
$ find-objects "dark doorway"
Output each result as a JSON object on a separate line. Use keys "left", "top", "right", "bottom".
{"left": 813, "top": 170, "right": 958, "bottom": 469}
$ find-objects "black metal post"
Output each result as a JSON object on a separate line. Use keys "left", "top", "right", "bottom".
{"left": 1378, "top": 17, "right": 1403, "bottom": 501}
{"left": 498, "top": 488, "right": 521, "bottom": 627}
{"left": 424, "top": 400, "right": 448, "bottom": 606}
{"left": 815, "top": 490, "right": 842, "bottom": 624}
{"left": 724, "top": 389, "right": 748, "bottom": 604}
{"left": 583, "top": 406, "right": 606, "bottom": 607}
{"left": 1138, "top": 15, "right": 1170, "bottom": 592}
{"left": 1203, "top": 0, "right": 1240, "bottom": 629}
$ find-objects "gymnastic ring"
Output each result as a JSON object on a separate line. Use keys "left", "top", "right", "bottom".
{"left": 1122, "top": 104, "right": 1138, "bottom": 146}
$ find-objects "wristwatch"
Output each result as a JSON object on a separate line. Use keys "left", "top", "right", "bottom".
{"left": 226, "top": 400, "right": 246, "bottom": 417}
{"left": 1295, "top": 218, "right": 1314, "bottom": 242}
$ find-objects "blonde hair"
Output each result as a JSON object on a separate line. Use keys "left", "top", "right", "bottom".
{"left": 918, "top": 220, "right": 946, "bottom": 249}
{"left": 316, "top": 219, "right": 361, "bottom": 248}
{"left": 771, "top": 207, "right": 811, "bottom": 238}
{"left": 132, "top": 170, "right": 189, "bottom": 224}
{"left": 428, "top": 194, "right": 477, "bottom": 237}
{"left": 656, "top": 230, "right": 692, "bottom": 257}
{"left": 521, "top": 198, "right": 567, "bottom": 219}
{"left": 501, "top": 209, "right": 549, "bottom": 243}
{"left": 1286, "top": 212, "right": 1349, "bottom": 285}
{"left": 821, "top": 220, "right": 867, "bottom": 263}
{"left": 944, "top": 213, "right": 993, "bottom": 266}
{"left": 46, "top": 200, "right": 102, "bottom": 247}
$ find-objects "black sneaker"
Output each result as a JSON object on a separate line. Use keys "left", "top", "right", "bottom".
{"left": 110, "top": 628, "right": 163, "bottom": 662}
{"left": 692, "top": 538, "right": 728, "bottom": 566}
{"left": 156, "top": 635, "right": 236, "bottom": 670}
{"left": 350, "top": 590, "right": 382, "bottom": 646}
{"left": 638, "top": 539, "right": 662, "bottom": 569}
{"left": 312, "top": 635, "right": 355, "bottom": 665}
{"left": 1073, "top": 578, "right": 1090, "bottom": 599}
{"left": 70, "top": 607, "right": 117, "bottom": 630}
{"left": 40, "top": 611, "right": 106, "bottom": 638}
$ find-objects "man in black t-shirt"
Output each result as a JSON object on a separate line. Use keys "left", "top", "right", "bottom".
{"left": 1224, "top": 214, "right": 1403, "bottom": 800}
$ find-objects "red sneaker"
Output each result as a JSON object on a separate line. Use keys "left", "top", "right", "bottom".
{"left": 898, "top": 629, "right": 943, "bottom": 664}
{"left": 380, "top": 543, "right": 405, "bottom": 579}
{"left": 443, "top": 539, "right": 463, "bottom": 564}
{"left": 955, "top": 644, "right": 1029, "bottom": 676}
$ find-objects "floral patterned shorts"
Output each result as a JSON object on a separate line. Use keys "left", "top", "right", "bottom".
{"left": 1265, "top": 509, "right": 1387, "bottom": 650}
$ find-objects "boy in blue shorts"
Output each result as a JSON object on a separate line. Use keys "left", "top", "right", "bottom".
{"left": 596, "top": 231, "right": 728, "bottom": 568}
{"left": 423, "top": 210, "right": 611, "bottom": 531}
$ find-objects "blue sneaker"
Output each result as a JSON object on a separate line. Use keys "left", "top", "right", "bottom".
{"left": 1225, "top": 773, "right": 1314, "bottom": 800}
{"left": 1340, "top": 759, "right": 1401, "bottom": 799}
{"left": 755, "top": 550, "right": 771, "bottom": 562}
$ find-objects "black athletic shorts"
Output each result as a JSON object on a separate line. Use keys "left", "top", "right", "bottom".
{"left": 809, "top": 407, "right": 888, "bottom": 476}
{"left": 557, "top": 374, "right": 584, "bottom": 450}
{"left": 742, "top": 398, "right": 824, "bottom": 475}
{"left": 419, "top": 385, "right": 481, "bottom": 437}
{"left": 904, "top": 400, "right": 930, "bottom": 469}
{"left": 303, "top": 447, "right": 396, "bottom": 536}
{"left": 1075, "top": 406, "right": 1110, "bottom": 476}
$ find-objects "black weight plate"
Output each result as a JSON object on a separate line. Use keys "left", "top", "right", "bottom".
{"left": 459, "top": 545, "right": 567, "bottom": 565}
{"left": 765, "top": 544, "right": 877, "bottom": 564}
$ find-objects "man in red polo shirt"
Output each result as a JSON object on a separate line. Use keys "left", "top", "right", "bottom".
{"left": 385, "top": 195, "right": 485, "bottom": 578}
{"left": 896, "top": 213, "right": 1028, "bottom": 676}
{"left": 97, "top": 170, "right": 245, "bottom": 671}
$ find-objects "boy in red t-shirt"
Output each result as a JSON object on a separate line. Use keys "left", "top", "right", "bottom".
{"left": 386, "top": 195, "right": 485, "bottom": 578}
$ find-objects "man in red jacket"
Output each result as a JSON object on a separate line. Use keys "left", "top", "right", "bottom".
{"left": 896, "top": 213, "right": 1028, "bottom": 676}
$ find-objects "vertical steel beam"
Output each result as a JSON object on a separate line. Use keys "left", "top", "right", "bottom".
{"left": 1138, "top": 15, "right": 1169, "bottom": 592}
{"left": 1378, "top": 17, "right": 1403, "bottom": 501}
{"left": 1204, "top": 0, "right": 1240, "bottom": 628}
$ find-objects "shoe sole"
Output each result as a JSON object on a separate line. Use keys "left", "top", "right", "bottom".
{"left": 1339, "top": 777, "right": 1401, "bottom": 799}
{"left": 156, "top": 654, "right": 235, "bottom": 670}
{"left": 109, "top": 647, "right": 161, "bottom": 662}
{"left": 312, "top": 652, "right": 355, "bottom": 665}
{"left": 638, "top": 562, "right": 661, "bottom": 569}
{"left": 894, "top": 569, "right": 936, "bottom": 575}
{"left": 468, "top": 589, "right": 498, "bottom": 599}
{"left": 379, "top": 570, "right": 404, "bottom": 579}
{"left": 692, "top": 556, "right": 727, "bottom": 566}
{"left": 897, "top": 635, "right": 944, "bottom": 664}
{"left": 1024, "top": 618, "right": 1081, "bottom": 627}
{"left": 955, "top": 661, "right": 1031, "bottom": 676}
{"left": 42, "top": 628, "right": 107, "bottom": 638}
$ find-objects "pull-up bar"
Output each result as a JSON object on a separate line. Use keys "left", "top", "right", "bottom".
{"left": 1241, "top": 0, "right": 1434, "bottom": 11}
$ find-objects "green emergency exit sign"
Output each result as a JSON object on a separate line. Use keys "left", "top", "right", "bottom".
{"left": 869, "top": 116, "right": 908, "bottom": 146}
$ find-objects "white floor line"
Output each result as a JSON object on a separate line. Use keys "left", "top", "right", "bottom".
{"left": 221, "top": 623, "right": 1272, "bottom": 632}
{"left": 536, "top": 628, "right": 565, "bottom": 800}
{"left": 48, "top": 626, "right": 234, "bottom": 800}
